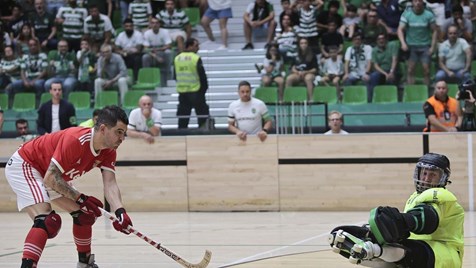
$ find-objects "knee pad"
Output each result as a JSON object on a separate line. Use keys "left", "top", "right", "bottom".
{"left": 71, "top": 210, "right": 97, "bottom": 226}
{"left": 33, "top": 211, "right": 62, "bottom": 238}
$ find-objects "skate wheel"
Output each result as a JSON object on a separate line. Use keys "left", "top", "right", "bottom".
{"left": 335, "top": 232, "right": 345, "bottom": 243}
{"left": 352, "top": 244, "right": 363, "bottom": 254}
{"left": 328, "top": 234, "right": 336, "bottom": 245}
{"left": 332, "top": 246, "right": 341, "bottom": 254}
{"left": 349, "top": 257, "right": 359, "bottom": 264}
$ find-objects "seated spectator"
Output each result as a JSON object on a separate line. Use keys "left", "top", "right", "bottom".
{"left": 274, "top": 13, "right": 298, "bottom": 64}
{"left": 242, "top": 0, "right": 277, "bottom": 50}
{"left": 324, "top": 110, "right": 348, "bottom": 134}
{"left": 37, "top": 82, "right": 76, "bottom": 135}
{"left": 361, "top": 9, "right": 386, "bottom": 47}
{"left": 14, "top": 23, "right": 36, "bottom": 56}
{"left": 368, "top": 33, "right": 399, "bottom": 102}
{"left": 115, "top": 18, "right": 143, "bottom": 82}
{"left": 83, "top": 4, "right": 114, "bottom": 54}
{"left": 423, "top": 80, "right": 462, "bottom": 132}
{"left": 16, "top": 118, "right": 30, "bottom": 136}
{"left": 376, "top": 0, "right": 402, "bottom": 40}
{"left": 128, "top": 0, "right": 152, "bottom": 32}
{"left": 320, "top": 47, "right": 344, "bottom": 99}
{"left": 295, "top": 0, "right": 319, "bottom": 54}
{"left": 342, "top": 33, "right": 372, "bottom": 86}
{"left": 257, "top": 43, "right": 285, "bottom": 101}
{"left": 339, "top": 4, "right": 361, "bottom": 40}
{"left": 320, "top": 20, "right": 344, "bottom": 58}
{"left": 201, "top": 0, "right": 233, "bottom": 49}
{"left": 156, "top": 0, "right": 191, "bottom": 53}
{"left": 228, "top": 80, "right": 272, "bottom": 142}
{"left": 0, "top": 45, "right": 21, "bottom": 104}
{"left": 0, "top": 23, "right": 13, "bottom": 51}
{"left": 11, "top": 38, "right": 48, "bottom": 104}
{"left": 5, "top": 4, "right": 28, "bottom": 39}
{"left": 316, "top": 0, "right": 342, "bottom": 34}
{"left": 55, "top": 0, "right": 88, "bottom": 51}
{"left": 94, "top": 44, "right": 129, "bottom": 105}
{"left": 435, "top": 25, "right": 472, "bottom": 83}
{"left": 279, "top": 0, "right": 299, "bottom": 30}
{"left": 77, "top": 37, "right": 97, "bottom": 95}
{"left": 79, "top": 108, "right": 100, "bottom": 128}
{"left": 142, "top": 17, "right": 172, "bottom": 86}
{"left": 440, "top": 4, "right": 473, "bottom": 44}
{"left": 127, "top": 95, "right": 162, "bottom": 144}
{"left": 28, "top": 0, "right": 57, "bottom": 51}
{"left": 44, "top": 39, "right": 77, "bottom": 99}
{"left": 285, "top": 37, "right": 318, "bottom": 100}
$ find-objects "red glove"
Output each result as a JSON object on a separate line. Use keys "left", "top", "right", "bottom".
{"left": 75, "top": 194, "right": 103, "bottom": 217}
{"left": 113, "top": 208, "right": 133, "bottom": 234}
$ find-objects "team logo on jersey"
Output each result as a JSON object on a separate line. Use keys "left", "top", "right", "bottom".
{"left": 65, "top": 168, "right": 86, "bottom": 180}
{"left": 252, "top": 108, "right": 256, "bottom": 114}
{"left": 76, "top": 159, "right": 81, "bottom": 165}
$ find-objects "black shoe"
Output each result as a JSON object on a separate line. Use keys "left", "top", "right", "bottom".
{"left": 264, "top": 43, "right": 271, "bottom": 49}
{"left": 242, "top": 43, "right": 254, "bottom": 50}
{"left": 254, "top": 63, "right": 263, "bottom": 74}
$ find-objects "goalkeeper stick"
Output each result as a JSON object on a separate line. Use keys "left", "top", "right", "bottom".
{"left": 99, "top": 207, "right": 212, "bottom": 268}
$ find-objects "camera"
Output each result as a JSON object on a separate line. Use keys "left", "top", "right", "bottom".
{"left": 458, "top": 79, "right": 476, "bottom": 100}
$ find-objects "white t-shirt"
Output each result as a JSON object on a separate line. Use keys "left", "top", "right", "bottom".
{"left": 208, "top": 0, "right": 232, "bottom": 10}
{"left": 115, "top": 30, "right": 144, "bottom": 51}
{"left": 51, "top": 104, "right": 61, "bottom": 133}
{"left": 127, "top": 107, "right": 162, "bottom": 133}
{"left": 344, "top": 44, "right": 372, "bottom": 77}
{"left": 228, "top": 97, "right": 270, "bottom": 135}
{"left": 324, "top": 129, "right": 349, "bottom": 135}
{"left": 143, "top": 28, "right": 172, "bottom": 48}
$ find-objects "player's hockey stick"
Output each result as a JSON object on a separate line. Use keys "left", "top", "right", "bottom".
{"left": 99, "top": 207, "right": 212, "bottom": 268}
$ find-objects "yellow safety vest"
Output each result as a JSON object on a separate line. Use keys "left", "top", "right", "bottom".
{"left": 174, "top": 52, "right": 200, "bottom": 93}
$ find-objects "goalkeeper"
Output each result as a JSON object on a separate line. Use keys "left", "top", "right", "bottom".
{"left": 329, "top": 153, "right": 464, "bottom": 268}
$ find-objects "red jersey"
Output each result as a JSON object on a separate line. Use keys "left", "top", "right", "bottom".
{"left": 18, "top": 127, "right": 117, "bottom": 181}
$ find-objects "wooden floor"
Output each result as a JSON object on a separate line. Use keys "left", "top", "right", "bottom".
{"left": 0, "top": 211, "right": 475, "bottom": 268}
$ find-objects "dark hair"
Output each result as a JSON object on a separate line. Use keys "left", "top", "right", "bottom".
{"left": 185, "top": 38, "right": 198, "bottom": 48}
{"left": 347, "top": 4, "right": 357, "bottom": 13}
{"left": 452, "top": 4, "right": 463, "bottom": 14}
{"left": 265, "top": 43, "right": 281, "bottom": 61}
{"left": 238, "top": 80, "right": 251, "bottom": 89}
{"left": 297, "top": 37, "right": 314, "bottom": 63}
{"left": 123, "top": 18, "right": 134, "bottom": 25}
{"left": 328, "top": 0, "right": 340, "bottom": 9}
{"left": 94, "top": 105, "right": 128, "bottom": 130}
{"left": 16, "top": 118, "right": 28, "bottom": 125}
{"left": 88, "top": 4, "right": 98, "bottom": 9}
{"left": 92, "top": 109, "right": 101, "bottom": 117}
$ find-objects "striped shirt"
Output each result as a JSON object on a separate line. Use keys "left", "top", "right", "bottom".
{"left": 84, "top": 14, "right": 114, "bottom": 41}
{"left": 56, "top": 6, "right": 88, "bottom": 40}
{"left": 0, "top": 58, "right": 21, "bottom": 80}
{"left": 274, "top": 28, "right": 298, "bottom": 58}
{"left": 156, "top": 9, "right": 189, "bottom": 30}
{"left": 297, "top": 7, "right": 319, "bottom": 38}
{"left": 129, "top": 1, "right": 152, "bottom": 30}
{"left": 19, "top": 53, "right": 48, "bottom": 79}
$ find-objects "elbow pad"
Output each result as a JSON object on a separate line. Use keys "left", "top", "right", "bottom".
{"left": 402, "top": 204, "right": 439, "bottom": 235}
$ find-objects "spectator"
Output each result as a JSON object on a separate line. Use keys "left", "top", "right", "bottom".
{"left": 0, "top": 23, "right": 13, "bottom": 52}
{"left": 324, "top": 110, "right": 348, "bottom": 134}
{"left": 440, "top": 4, "right": 473, "bottom": 44}
{"left": 174, "top": 38, "right": 210, "bottom": 129}
{"left": 28, "top": 0, "right": 57, "bottom": 51}
{"left": 242, "top": 0, "right": 277, "bottom": 50}
{"left": 128, "top": 0, "right": 152, "bottom": 32}
{"left": 435, "top": 25, "right": 472, "bottom": 83}
{"left": 87, "top": 0, "right": 113, "bottom": 18}
{"left": 141, "top": 17, "right": 172, "bottom": 86}
{"left": 368, "top": 32, "right": 399, "bottom": 102}
{"left": 398, "top": 0, "right": 438, "bottom": 86}
{"left": 460, "top": 0, "right": 475, "bottom": 21}
{"left": 295, "top": 0, "right": 319, "bottom": 54}
{"left": 320, "top": 47, "right": 344, "bottom": 98}
{"left": 11, "top": 38, "right": 48, "bottom": 104}
{"left": 376, "top": 0, "right": 402, "bottom": 40}
{"left": 15, "top": 118, "right": 30, "bottom": 136}
{"left": 316, "top": 0, "right": 342, "bottom": 34}
{"left": 228, "top": 80, "right": 272, "bottom": 142}
{"left": 285, "top": 37, "right": 318, "bottom": 100}
{"left": 83, "top": 4, "right": 114, "bottom": 54}
{"left": 274, "top": 13, "right": 298, "bottom": 64}
{"left": 37, "top": 82, "right": 77, "bottom": 135}
{"left": 0, "top": 45, "right": 21, "bottom": 103}
{"left": 425, "top": 1, "right": 446, "bottom": 27}
{"left": 127, "top": 95, "right": 162, "bottom": 143}
{"left": 339, "top": 4, "right": 361, "bottom": 40}
{"left": 156, "top": 0, "right": 192, "bottom": 53}
{"left": 115, "top": 18, "right": 143, "bottom": 82}
{"left": 14, "top": 23, "right": 36, "bottom": 56}
{"left": 76, "top": 37, "right": 97, "bottom": 95}
{"left": 320, "top": 20, "right": 344, "bottom": 58}
{"left": 257, "top": 43, "right": 285, "bottom": 101}
{"left": 423, "top": 80, "right": 462, "bottom": 132}
{"left": 94, "top": 44, "right": 129, "bottom": 105}
{"left": 55, "top": 0, "right": 88, "bottom": 51}
{"left": 79, "top": 108, "right": 100, "bottom": 127}
{"left": 342, "top": 33, "right": 372, "bottom": 86}
{"left": 44, "top": 39, "right": 77, "bottom": 99}
{"left": 278, "top": 0, "right": 299, "bottom": 32}
{"left": 5, "top": 4, "right": 28, "bottom": 39}
{"left": 361, "top": 9, "right": 386, "bottom": 47}
{"left": 201, "top": 0, "right": 233, "bottom": 49}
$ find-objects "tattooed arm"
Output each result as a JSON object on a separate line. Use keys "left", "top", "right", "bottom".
{"left": 43, "top": 161, "right": 81, "bottom": 200}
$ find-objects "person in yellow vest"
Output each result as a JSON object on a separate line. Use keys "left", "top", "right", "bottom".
{"left": 79, "top": 109, "right": 100, "bottom": 128}
{"left": 174, "top": 37, "right": 210, "bottom": 129}
{"left": 329, "top": 153, "right": 464, "bottom": 268}
{"left": 423, "top": 80, "right": 462, "bottom": 132}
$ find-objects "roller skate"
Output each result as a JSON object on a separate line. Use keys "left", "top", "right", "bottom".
{"left": 329, "top": 226, "right": 381, "bottom": 265}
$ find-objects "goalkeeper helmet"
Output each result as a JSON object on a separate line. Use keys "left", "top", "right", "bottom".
{"left": 413, "top": 153, "right": 451, "bottom": 193}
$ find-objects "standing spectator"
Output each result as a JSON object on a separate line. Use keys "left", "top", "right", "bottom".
{"left": 5, "top": 105, "right": 133, "bottom": 268}
{"left": 339, "top": 4, "right": 361, "bottom": 40}
{"left": 368, "top": 33, "right": 399, "bottom": 102}
{"left": 285, "top": 37, "right": 318, "bottom": 100}
{"left": 141, "top": 17, "right": 172, "bottom": 86}
{"left": 11, "top": 38, "right": 48, "bottom": 104}
{"left": 83, "top": 4, "right": 114, "bottom": 54}
{"left": 440, "top": 4, "right": 473, "bottom": 44}
{"left": 376, "top": 0, "right": 402, "bottom": 40}
{"left": 228, "top": 80, "right": 272, "bottom": 142}
{"left": 258, "top": 43, "right": 285, "bottom": 101}
{"left": 128, "top": 0, "right": 152, "bottom": 32}
{"left": 94, "top": 44, "right": 129, "bottom": 105}
{"left": 44, "top": 39, "right": 77, "bottom": 99}
{"left": 201, "top": 0, "right": 233, "bottom": 49}
{"left": 242, "top": 0, "right": 277, "bottom": 50}
{"left": 28, "top": 0, "right": 57, "bottom": 51}
{"left": 37, "top": 82, "right": 77, "bottom": 135}
{"left": 320, "top": 47, "right": 344, "bottom": 98}
{"left": 316, "top": 0, "right": 342, "bottom": 34}
{"left": 295, "top": 0, "right": 319, "bottom": 54}
{"left": 0, "top": 45, "right": 21, "bottom": 103}
{"left": 274, "top": 13, "right": 298, "bottom": 64}
{"left": 119, "top": 0, "right": 134, "bottom": 22}
{"left": 398, "top": 0, "right": 438, "bottom": 86}
{"left": 361, "top": 9, "right": 386, "bottom": 47}
{"left": 278, "top": 0, "right": 299, "bottom": 32}
{"left": 342, "top": 33, "right": 372, "bottom": 86}
{"left": 127, "top": 95, "right": 162, "bottom": 143}
{"left": 423, "top": 80, "right": 462, "bottom": 132}
{"left": 55, "top": 0, "right": 88, "bottom": 51}
{"left": 320, "top": 20, "right": 344, "bottom": 58}
{"left": 115, "top": 18, "right": 143, "bottom": 82}
{"left": 324, "top": 110, "right": 348, "bottom": 134}
{"left": 156, "top": 0, "right": 192, "bottom": 53}
{"left": 77, "top": 37, "right": 97, "bottom": 95}
{"left": 435, "top": 25, "right": 472, "bottom": 83}
{"left": 174, "top": 38, "right": 210, "bottom": 129}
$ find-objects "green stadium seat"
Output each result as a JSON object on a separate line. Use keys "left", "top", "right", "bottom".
{"left": 313, "top": 86, "right": 338, "bottom": 104}
{"left": 447, "top": 83, "right": 459, "bottom": 98}
{"left": 184, "top": 7, "right": 200, "bottom": 27}
{"left": 254, "top": 86, "right": 278, "bottom": 104}
{"left": 40, "top": 92, "right": 51, "bottom": 106}
{"left": 68, "top": 92, "right": 91, "bottom": 110}
{"left": 403, "top": 84, "right": 428, "bottom": 103}
{"left": 12, "top": 93, "right": 36, "bottom": 112}
{"left": 123, "top": 90, "right": 145, "bottom": 109}
{"left": 283, "top": 86, "right": 307, "bottom": 103}
{"left": 131, "top": 67, "right": 161, "bottom": 91}
{"left": 95, "top": 91, "right": 118, "bottom": 109}
{"left": 342, "top": 85, "right": 367, "bottom": 104}
{"left": 373, "top": 85, "right": 398, "bottom": 104}
{"left": 0, "top": 93, "right": 8, "bottom": 110}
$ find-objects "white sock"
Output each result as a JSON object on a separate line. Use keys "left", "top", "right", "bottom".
{"left": 379, "top": 245, "right": 405, "bottom": 262}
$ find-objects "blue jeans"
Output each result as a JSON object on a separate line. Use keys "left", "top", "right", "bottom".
{"left": 434, "top": 69, "right": 471, "bottom": 84}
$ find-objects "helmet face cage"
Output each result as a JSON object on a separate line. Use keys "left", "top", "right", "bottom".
{"left": 413, "top": 162, "right": 449, "bottom": 193}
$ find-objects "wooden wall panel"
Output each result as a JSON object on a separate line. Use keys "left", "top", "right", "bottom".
{"left": 186, "top": 136, "right": 279, "bottom": 211}
{"left": 116, "top": 136, "right": 186, "bottom": 160}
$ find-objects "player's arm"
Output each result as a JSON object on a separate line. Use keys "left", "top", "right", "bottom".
{"left": 44, "top": 161, "right": 80, "bottom": 200}
{"left": 102, "top": 169, "right": 133, "bottom": 234}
